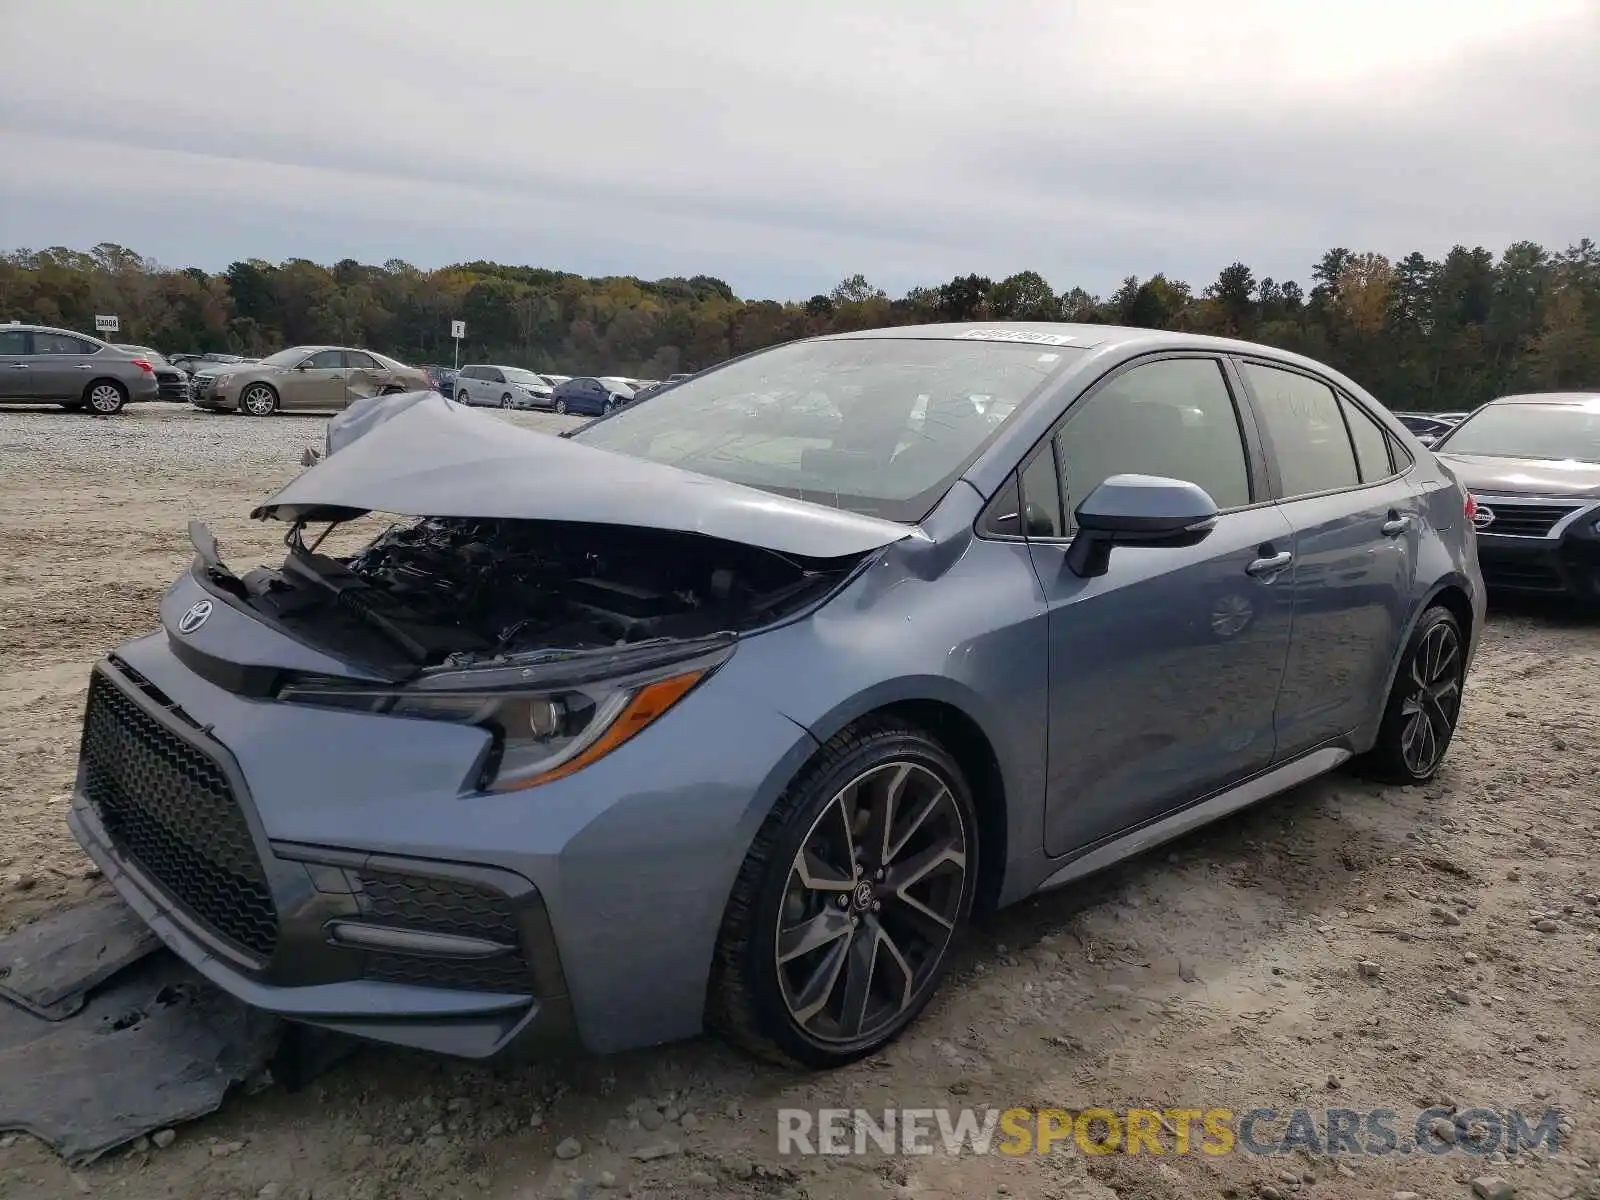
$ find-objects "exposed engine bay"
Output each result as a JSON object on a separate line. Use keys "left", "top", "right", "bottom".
{"left": 206, "top": 517, "right": 859, "bottom": 674}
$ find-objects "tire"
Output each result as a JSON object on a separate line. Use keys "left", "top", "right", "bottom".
{"left": 603, "top": 397, "right": 617, "bottom": 414}
{"left": 501, "top": 393, "right": 514, "bottom": 409}
{"left": 456, "top": 388, "right": 471, "bottom": 405}
{"left": 554, "top": 399, "right": 567, "bottom": 414}
{"left": 1357, "top": 605, "right": 1466, "bottom": 784}
{"left": 83, "top": 380, "right": 128, "bottom": 415}
{"left": 707, "top": 718, "right": 978, "bottom": 1069}
{"left": 239, "top": 384, "right": 278, "bottom": 417}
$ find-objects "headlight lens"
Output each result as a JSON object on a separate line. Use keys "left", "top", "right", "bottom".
{"left": 276, "top": 653, "right": 720, "bottom": 791}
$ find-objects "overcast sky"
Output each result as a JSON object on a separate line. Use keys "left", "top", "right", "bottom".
{"left": 2, "top": 0, "right": 1595, "bottom": 300}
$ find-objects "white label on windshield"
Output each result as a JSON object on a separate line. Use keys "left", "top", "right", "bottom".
{"left": 958, "top": 329, "right": 1077, "bottom": 345}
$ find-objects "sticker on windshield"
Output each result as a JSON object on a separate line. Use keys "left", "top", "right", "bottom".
{"left": 958, "top": 329, "right": 1077, "bottom": 346}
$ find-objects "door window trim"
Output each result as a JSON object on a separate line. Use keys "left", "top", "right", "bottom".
{"left": 1230, "top": 355, "right": 1414, "bottom": 502}
{"left": 977, "top": 350, "right": 1272, "bottom": 544}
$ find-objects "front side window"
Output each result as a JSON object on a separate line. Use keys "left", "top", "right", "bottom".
{"left": 34, "top": 332, "right": 95, "bottom": 354}
{"left": 304, "top": 350, "right": 344, "bottom": 370}
{"left": 572, "top": 337, "right": 1084, "bottom": 522}
{"left": 0, "top": 330, "right": 27, "bottom": 355}
{"left": 1054, "top": 357, "right": 1251, "bottom": 530}
{"left": 1242, "top": 362, "right": 1360, "bottom": 498}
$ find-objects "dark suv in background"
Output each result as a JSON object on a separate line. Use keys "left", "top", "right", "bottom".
{"left": 1433, "top": 391, "right": 1600, "bottom": 600}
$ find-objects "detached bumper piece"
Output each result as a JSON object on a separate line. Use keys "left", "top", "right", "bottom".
{"left": 70, "top": 658, "right": 575, "bottom": 1059}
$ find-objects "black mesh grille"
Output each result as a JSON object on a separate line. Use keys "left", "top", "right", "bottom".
{"left": 354, "top": 870, "right": 532, "bottom": 993}
{"left": 81, "top": 667, "right": 278, "bottom": 960}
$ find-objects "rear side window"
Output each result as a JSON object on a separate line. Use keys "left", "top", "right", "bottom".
{"left": 0, "top": 330, "right": 27, "bottom": 355}
{"left": 1242, "top": 363, "right": 1359, "bottom": 498}
{"left": 344, "top": 351, "right": 377, "bottom": 369}
{"left": 34, "top": 332, "right": 96, "bottom": 354}
{"left": 1339, "top": 396, "right": 1394, "bottom": 482}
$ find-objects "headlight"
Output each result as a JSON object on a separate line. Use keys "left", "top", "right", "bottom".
{"left": 276, "top": 645, "right": 728, "bottom": 791}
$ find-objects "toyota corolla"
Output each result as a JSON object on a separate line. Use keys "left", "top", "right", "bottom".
{"left": 71, "top": 323, "right": 1484, "bottom": 1068}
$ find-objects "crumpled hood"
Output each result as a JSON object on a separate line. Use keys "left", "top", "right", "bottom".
{"left": 253, "top": 392, "right": 923, "bottom": 559}
{"left": 1434, "top": 452, "right": 1600, "bottom": 500}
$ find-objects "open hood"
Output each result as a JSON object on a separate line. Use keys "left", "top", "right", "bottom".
{"left": 252, "top": 393, "right": 922, "bottom": 560}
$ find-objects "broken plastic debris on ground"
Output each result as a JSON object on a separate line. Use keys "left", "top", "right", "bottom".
{"left": 0, "top": 892, "right": 356, "bottom": 1165}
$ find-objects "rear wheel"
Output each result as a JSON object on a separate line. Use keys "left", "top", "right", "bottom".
{"left": 239, "top": 384, "right": 278, "bottom": 416}
{"left": 84, "top": 380, "right": 127, "bottom": 415}
{"left": 708, "top": 720, "right": 977, "bottom": 1069}
{"left": 1358, "top": 605, "right": 1465, "bottom": 784}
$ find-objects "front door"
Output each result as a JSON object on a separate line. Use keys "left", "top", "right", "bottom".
{"left": 0, "top": 328, "right": 29, "bottom": 398}
{"left": 1234, "top": 361, "right": 1420, "bottom": 757}
{"left": 1032, "top": 355, "right": 1297, "bottom": 858}
{"left": 283, "top": 349, "right": 347, "bottom": 409}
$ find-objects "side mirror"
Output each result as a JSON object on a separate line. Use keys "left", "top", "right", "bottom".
{"left": 295, "top": 361, "right": 311, "bottom": 371}
{"left": 1065, "top": 474, "right": 1219, "bottom": 578}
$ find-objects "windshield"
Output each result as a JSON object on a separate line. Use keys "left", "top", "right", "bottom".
{"left": 503, "top": 368, "right": 546, "bottom": 385}
{"left": 259, "top": 347, "right": 317, "bottom": 367}
{"left": 1436, "top": 400, "right": 1600, "bottom": 462}
{"left": 572, "top": 337, "right": 1084, "bottom": 521}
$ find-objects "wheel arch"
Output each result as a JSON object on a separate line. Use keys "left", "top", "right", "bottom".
{"left": 81, "top": 376, "right": 129, "bottom": 402}
{"left": 793, "top": 681, "right": 1015, "bottom": 916}
{"left": 238, "top": 379, "right": 279, "bottom": 407}
{"left": 1364, "top": 574, "right": 1478, "bottom": 747}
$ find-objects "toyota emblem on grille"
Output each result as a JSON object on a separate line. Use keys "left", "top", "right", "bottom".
{"left": 1473, "top": 505, "right": 1496, "bottom": 530}
{"left": 177, "top": 599, "right": 213, "bottom": 633}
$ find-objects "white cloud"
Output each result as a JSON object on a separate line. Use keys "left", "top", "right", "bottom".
{"left": 1, "top": 0, "right": 1594, "bottom": 297}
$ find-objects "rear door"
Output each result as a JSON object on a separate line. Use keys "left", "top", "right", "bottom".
{"left": 0, "top": 328, "right": 29, "bottom": 398}
{"left": 341, "top": 350, "right": 382, "bottom": 405}
{"left": 1234, "top": 359, "right": 1419, "bottom": 758}
{"left": 1029, "top": 354, "right": 1297, "bottom": 858}
{"left": 31, "top": 331, "right": 102, "bottom": 399}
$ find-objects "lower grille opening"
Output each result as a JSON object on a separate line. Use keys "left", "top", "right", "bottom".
{"left": 1482, "top": 561, "right": 1565, "bottom": 591}
{"left": 81, "top": 667, "right": 279, "bottom": 961}
{"left": 353, "top": 870, "right": 533, "bottom": 993}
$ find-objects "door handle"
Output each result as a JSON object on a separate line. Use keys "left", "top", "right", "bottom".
{"left": 77, "top": 363, "right": 92, "bottom": 369}
{"left": 9, "top": 364, "right": 28, "bottom": 370}
{"left": 1381, "top": 515, "right": 1411, "bottom": 537}
{"left": 1246, "top": 551, "right": 1294, "bottom": 578}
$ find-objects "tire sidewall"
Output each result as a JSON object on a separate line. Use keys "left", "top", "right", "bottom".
{"left": 1375, "top": 606, "right": 1463, "bottom": 783}
{"left": 735, "top": 729, "right": 978, "bottom": 1067}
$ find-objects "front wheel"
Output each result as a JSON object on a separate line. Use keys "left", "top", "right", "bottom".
{"left": 501, "top": 393, "right": 514, "bottom": 409}
{"left": 708, "top": 720, "right": 977, "bottom": 1069}
{"left": 554, "top": 398, "right": 567, "bottom": 414}
{"left": 239, "top": 384, "right": 278, "bottom": 416}
{"left": 1358, "top": 605, "right": 1466, "bottom": 784}
{"left": 84, "top": 381, "right": 128, "bottom": 415}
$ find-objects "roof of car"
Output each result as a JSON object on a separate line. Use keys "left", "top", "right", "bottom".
{"left": 4, "top": 322, "right": 105, "bottom": 340}
{"left": 1484, "top": 391, "right": 1600, "bottom": 405}
{"left": 814, "top": 320, "right": 1340, "bottom": 360}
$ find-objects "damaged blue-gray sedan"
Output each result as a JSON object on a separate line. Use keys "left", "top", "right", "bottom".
{"left": 70, "top": 323, "right": 1484, "bottom": 1068}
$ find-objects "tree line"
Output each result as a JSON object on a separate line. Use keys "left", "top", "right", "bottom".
{"left": 2, "top": 238, "right": 1596, "bottom": 412}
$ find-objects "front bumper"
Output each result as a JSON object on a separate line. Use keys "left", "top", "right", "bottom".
{"left": 70, "top": 658, "right": 576, "bottom": 1058}
{"left": 66, "top": 578, "right": 820, "bottom": 1057}
{"left": 1472, "top": 496, "right": 1600, "bottom": 600}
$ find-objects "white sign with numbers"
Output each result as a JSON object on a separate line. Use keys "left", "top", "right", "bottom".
{"left": 95, "top": 314, "right": 120, "bottom": 333}
{"left": 450, "top": 320, "right": 466, "bottom": 339}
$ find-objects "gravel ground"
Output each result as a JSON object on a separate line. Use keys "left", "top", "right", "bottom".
{"left": 3, "top": 401, "right": 1600, "bottom": 1200}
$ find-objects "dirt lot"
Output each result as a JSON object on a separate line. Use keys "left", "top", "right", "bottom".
{"left": 2, "top": 402, "right": 1599, "bottom": 1200}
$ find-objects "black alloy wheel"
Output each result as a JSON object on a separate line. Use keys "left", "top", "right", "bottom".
{"left": 1361, "top": 605, "right": 1466, "bottom": 783}
{"left": 709, "top": 720, "right": 976, "bottom": 1068}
